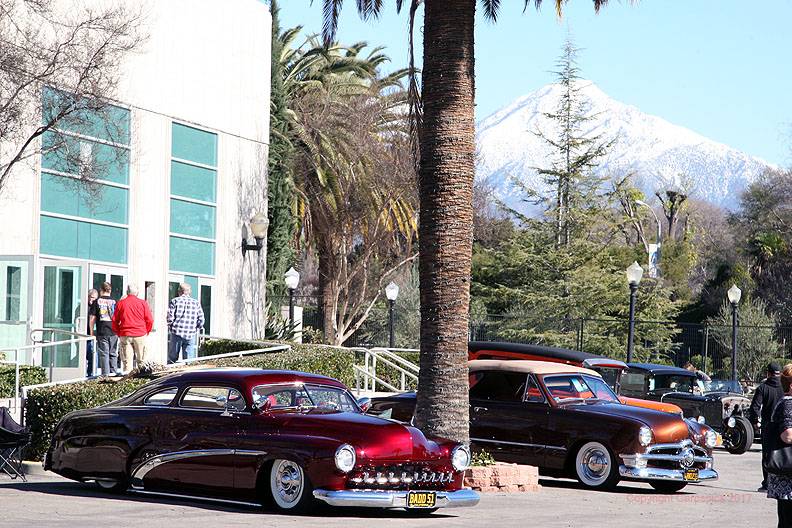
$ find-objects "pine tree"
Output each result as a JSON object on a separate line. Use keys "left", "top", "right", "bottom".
{"left": 266, "top": 0, "right": 297, "bottom": 303}
{"left": 535, "top": 38, "right": 614, "bottom": 246}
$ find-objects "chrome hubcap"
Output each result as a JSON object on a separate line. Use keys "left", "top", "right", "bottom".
{"left": 579, "top": 446, "right": 610, "bottom": 483}
{"left": 274, "top": 461, "right": 303, "bottom": 503}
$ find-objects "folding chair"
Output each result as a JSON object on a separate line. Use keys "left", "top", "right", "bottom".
{"left": 0, "top": 407, "right": 29, "bottom": 482}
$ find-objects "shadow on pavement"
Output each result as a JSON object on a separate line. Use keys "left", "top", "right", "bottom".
{"left": 0, "top": 480, "right": 457, "bottom": 519}
{"left": 537, "top": 477, "right": 690, "bottom": 495}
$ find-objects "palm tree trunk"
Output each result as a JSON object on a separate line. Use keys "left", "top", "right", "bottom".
{"left": 414, "top": 0, "right": 475, "bottom": 444}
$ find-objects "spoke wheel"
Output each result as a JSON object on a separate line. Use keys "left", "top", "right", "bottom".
{"left": 574, "top": 441, "right": 619, "bottom": 490}
{"left": 268, "top": 459, "right": 315, "bottom": 513}
{"left": 724, "top": 416, "right": 754, "bottom": 455}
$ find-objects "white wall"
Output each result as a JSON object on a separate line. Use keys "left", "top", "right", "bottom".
{"left": 0, "top": 0, "right": 272, "bottom": 363}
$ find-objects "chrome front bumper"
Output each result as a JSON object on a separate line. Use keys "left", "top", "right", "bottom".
{"left": 619, "top": 439, "right": 718, "bottom": 482}
{"left": 619, "top": 466, "right": 718, "bottom": 482}
{"left": 313, "top": 488, "right": 480, "bottom": 509}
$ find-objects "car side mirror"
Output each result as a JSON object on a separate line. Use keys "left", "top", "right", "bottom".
{"left": 357, "top": 397, "right": 371, "bottom": 413}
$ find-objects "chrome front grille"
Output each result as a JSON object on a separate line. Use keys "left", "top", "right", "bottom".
{"left": 348, "top": 466, "right": 455, "bottom": 489}
{"left": 621, "top": 440, "right": 712, "bottom": 470}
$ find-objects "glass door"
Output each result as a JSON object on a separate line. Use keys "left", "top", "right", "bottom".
{"left": 90, "top": 265, "right": 127, "bottom": 300}
{"left": 168, "top": 274, "right": 213, "bottom": 336}
{"left": 0, "top": 256, "right": 32, "bottom": 351}
{"left": 40, "top": 261, "right": 86, "bottom": 379}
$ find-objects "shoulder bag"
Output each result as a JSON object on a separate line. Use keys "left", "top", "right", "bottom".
{"left": 765, "top": 398, "right": 792, "bottom": 475}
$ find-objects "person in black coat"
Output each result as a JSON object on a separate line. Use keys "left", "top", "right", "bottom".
{"left": 750, "top": 362, "right": 784, "bottom": 491}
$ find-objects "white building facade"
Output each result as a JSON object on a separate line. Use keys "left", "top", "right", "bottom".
{"left": 0, "top": 0, "right": 271, "bottom": 379}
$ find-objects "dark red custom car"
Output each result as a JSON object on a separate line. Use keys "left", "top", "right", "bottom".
{"left": 44, "top": 368, "right": 479, "bottom": 513}
{"left": 369, "top": 360, "right": 718, "bottom": 492}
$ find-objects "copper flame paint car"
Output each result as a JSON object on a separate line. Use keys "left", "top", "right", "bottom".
{"left": 468, "top": 341, "right": 684, "bottom": 415}
{"left": 369, "top": 360, "right": 718, "bottom": 493}
{"left": 43, "top": 368, "right": 480, "bottom": 514}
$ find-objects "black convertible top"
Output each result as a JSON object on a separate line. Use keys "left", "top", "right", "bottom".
{"left": 627, "top": 362, "right": 694, "bottom": 376}
{"left": 468, "top": 341, "right": 604, "bottom": 363}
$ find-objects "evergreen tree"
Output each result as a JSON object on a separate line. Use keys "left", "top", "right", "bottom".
{"left": 535, "top": 38, "right": 614, "bottom": 246}
{"left": 266, "top": 0, "right": 297, "bottom": 303}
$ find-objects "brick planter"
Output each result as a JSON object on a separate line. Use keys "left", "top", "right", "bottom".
{"left": 464, "top": 462, "right": 541, "bottom": 493}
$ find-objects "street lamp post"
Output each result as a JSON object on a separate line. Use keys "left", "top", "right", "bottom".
{"left": 727, "top": 284, "right": 742, "bottom": 382}
{"left": 284, "top": 267, "right": 300, "bottom": 329}
{"left": 385, "top": 281, "right": 399, "bottom": 348}
{"left": 626, "top": 261, "right": 644, "bottom": 364}
{"left": 635, "top": 200, "right": 661, "bottom": 278}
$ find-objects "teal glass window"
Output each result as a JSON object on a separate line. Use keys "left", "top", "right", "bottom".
{"left": 40, "top": 216, "right": 127, "bottom": 264}
{"left": 170, "top": 199, "right": 215, "bottom": 239}
{"left": 42, "top": 87, "right": 130, "bottom": 145}
{"left": 200, "top": 284, "right": 212, "bottom": 334}
{"left": 172, "top": 123, "right": 217, "bottom": 166}
{"left": 170, "top": 161, "right": 216, "bottom": 202}
{"left": 5, "top": 266, "right": 21, "bottom": 321}
{"left": 184, "top": 276, "right": 199, "bottom": 299}
{"left": 169, "top": 237, "right": 214, "bottom": 275}
{"left": 42, "top": 132, "right": 129, "bottom": 185}
{"left": 41, "top": 173, "right": 128, "bottom": 224}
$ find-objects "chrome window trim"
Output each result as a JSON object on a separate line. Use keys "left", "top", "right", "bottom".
{"left": 142, "top": 387, "right": 179, "bottom": 407}
{"left": 178, "top": 386, "right": 246, "bottom": 412}
{"left": 251, "top": 382, "right": 362, "bottom": 413}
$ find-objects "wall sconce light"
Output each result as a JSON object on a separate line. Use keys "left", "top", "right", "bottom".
{"left": 242, "top": 211, "right": 269, "bottom": 256}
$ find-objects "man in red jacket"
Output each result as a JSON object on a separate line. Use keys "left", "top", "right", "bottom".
{"left": 112, "top": 284, "right": 154, "bottom": 373}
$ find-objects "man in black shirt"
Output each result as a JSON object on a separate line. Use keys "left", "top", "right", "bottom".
{"left": 749, "top": 362, "right": 784, "bottom": 491}
{"left": 88, "top": 282, "right": 120, "bottom": 377}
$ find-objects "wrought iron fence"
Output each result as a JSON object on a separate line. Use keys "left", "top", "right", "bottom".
{"left": 267, "top": 295, "right": 792, "bottom": 382}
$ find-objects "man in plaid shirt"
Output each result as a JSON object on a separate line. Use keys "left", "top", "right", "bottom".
{"left": 167, "top": 283, "right": 205, "bottom": 363}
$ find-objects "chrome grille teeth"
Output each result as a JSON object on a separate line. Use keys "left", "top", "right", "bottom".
{"left": 351, "top": 468, "right": 448, "bottom": 486}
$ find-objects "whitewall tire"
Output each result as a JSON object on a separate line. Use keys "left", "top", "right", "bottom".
{"left": 574, "top": 441, "right": 619, "bottom": 490}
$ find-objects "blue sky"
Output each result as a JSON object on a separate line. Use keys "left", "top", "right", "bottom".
{"left": 279, "top": 1, "right": 792, "bottom": 166}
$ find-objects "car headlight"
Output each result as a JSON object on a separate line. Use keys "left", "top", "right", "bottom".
{"left": 451, "top": 444, "right": 471, "bottom": 472}
{"left": 334, "top": 444, "right": 356, "bottom": 473}
{"left": 697, "top": 415, "right": 706, "bottom": 424}
{"left": 639, "top": 426, "right": 653, "bottom": 447}
{"left": 727, "top": 417, "right": 736, "bottom": 428}
{"left": 705, "top": 429, "right": 717, "bottom": 448}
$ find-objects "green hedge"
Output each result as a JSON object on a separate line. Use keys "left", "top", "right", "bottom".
{"left": 25, "top": 378, "right": 147, "bottom": 461}
{"left": 0, "top": 365, "right": 47, "bottom": 398}
{"left": 199, "top": 343, "right": 358, "bottom": 387}
{"left": 198, "top": 338, "right": 268, "bottom": 357}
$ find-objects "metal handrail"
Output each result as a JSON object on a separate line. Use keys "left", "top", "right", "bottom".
{"left": 354, "top": 347, "right": 419, "bottom": 394}
{"left": 182, "top": 344, "right": 291, "bottom": 364}
{"left": 0, "top": 328, "right": 95, "bottom": 412}
{"left": 353, "top": 365, "right": 399, "bottom": 393}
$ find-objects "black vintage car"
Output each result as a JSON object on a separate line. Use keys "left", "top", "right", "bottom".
{"left": 621, "top": 363, "right": 754, "bottom": 454}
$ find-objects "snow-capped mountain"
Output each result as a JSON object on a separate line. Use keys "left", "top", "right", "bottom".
{"left": 476, "top": 82, "right": 773, "bottom": 212}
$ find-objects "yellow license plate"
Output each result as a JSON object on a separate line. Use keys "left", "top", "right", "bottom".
{"left": 683, "top": 469, "right": 699, "bottom": 482}
{"left": 407, "top": 491, "right": 437, "bottom": 508}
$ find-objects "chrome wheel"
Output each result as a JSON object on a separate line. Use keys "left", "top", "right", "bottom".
{"left": 270, "top": 459, "right": 305, "bottom": 509}
{"left": 575, "top": 441, "right": 616, "bottom": 488}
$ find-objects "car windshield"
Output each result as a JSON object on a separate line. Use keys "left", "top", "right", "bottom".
{"left": 252, "top": 384, "right": 360, "bottom": 413}
{"left": 650, "top": 374, "right": 706, "bottom": 394}
{"left": 542, "top": 374, "right": 620, "bottom": 403}
{"left": 590, "top": 367, "right": 621, "bottom": 392}
{"left": 704, "top": 379, "right": 744, "bottom": 395}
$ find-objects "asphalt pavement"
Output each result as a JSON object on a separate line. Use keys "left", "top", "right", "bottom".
{"left": 0, "top": 445, "right": 775, "bottom": 528}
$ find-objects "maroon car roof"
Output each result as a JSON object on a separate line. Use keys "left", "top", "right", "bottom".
{"left": 152, "top": 368, "right": 348, "bottom": 392}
